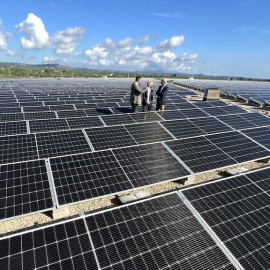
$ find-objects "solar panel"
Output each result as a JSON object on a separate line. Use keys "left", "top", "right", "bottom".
{"left": 23, "top": 106, "right": 51, "bottom": 112}
{"left": 190, "top": 117, "right": 233, "bottom": 134}
{"left": 182, "top": 170, "right": 270, "bottom": 270}
{"left": 0, "top": 107, "right": 21, "bottom": 114}
{"left": 241, "top": 127, "right": 270, "bottom": 149}
{"left": 192, "top": 102, "right": 215, "bottom": 108}
{"left": 156, "top": 110, "right": 186, "bottom": 120}
{"left": 239, "top": 112, "right": 270, "bottom": 127}
{"left": 85, "top": 108, "right": 113, "bottom": 116}
{"left": 173, "top": 102, "right": 197, "bottom": 109}
{"left": 180, "top": 108, "right": 210, "bottom": 118}
{"left": 29, "top": 119, "right": 69, "bottom": 133}
{"left": 36, "top": 129, "right": 92, "bottom": 158}
{"left": 200, "top": 107, "right": 229, "bottom": 116}
{"left": 0, "top": 159, "right": 53, "bottom": 221}
{"left": 124, "top": 122, "right": 173, "bottom": 144}
{"left": 129, "top": 112, "right": 163, "bottom": 123}
{"left": 101, "top": 114, "right": 136, "bottom": 126}
{"left": 0, "top": 134, "right": 39, "bottom": 164}
{"left": 165, "top": 137, "right": 236, "bottom": 174}
{"left": 0, "top": 113, "right": 24, "bottom": 122}
{"left": 49, "top": 150, "right": 133, "bottom": 206}
{"left": 110, "top": 107, "right": 133, "bottom": 114}
{"left": 219, "top": 105, "right": 247, "bottom": 114}
{"left": 85, "top": 192, "right": 237, "bottom": 269}
{"left": 49, "top": 105, "right": 75, "bottom": 111}
{"left": 67, "top": 116, "right": 104, "bottom": 129}
{"left": 0, "top": 218, "right": 98, "bottom": 269}
{"left": 217, "top": 114, "right": 257, "bottom": 130}
{"left": 206, "top": 131, "right": 270, "bottom": 163}
{"left": 57, "top": 110, "right": 87, "bottom": 118}
{"left": 85, "top": 125, "right": 137, "bottom": 151}
{"left": 112, "top": 143, "right": 190, "bottom": 187}
{"left": 0, "top": 121, "right": 27, "bottom": 136}
{"left": 23, "top": 111, "right": 56, "bottom": 121}
{"left": 160, "top": 119, "right": 205, "bottom": 139}
{"left": 75, "top": 103, "right": 98, "bottom": 110}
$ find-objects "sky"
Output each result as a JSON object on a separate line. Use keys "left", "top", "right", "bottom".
{"left": 0, "top": 0, "right": 270, "bottom": 78}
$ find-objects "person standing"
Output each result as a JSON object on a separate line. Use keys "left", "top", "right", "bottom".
{"left": 130, "top": 76, "right": 147, "bottom": 113}
{"left": 156, "top": 78, "right": 169, "bottom": 111}
{"left": 142, "top": 81, "right": 154, "bottom": 112}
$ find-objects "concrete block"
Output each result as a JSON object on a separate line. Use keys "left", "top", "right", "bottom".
{"left": 134, "top": 190, "right": 151, "bottom": 199}
{"left": 226, "top": 167, "right": 249, "bottom": 176}
{"left": 52, "top": 207, "right": 70, "bottom": 219}
{"left": 185, "top": 175, "right": 195, "bottom": 186}
{"left": 119, "top": 194, "right": 137, "bottom": 204}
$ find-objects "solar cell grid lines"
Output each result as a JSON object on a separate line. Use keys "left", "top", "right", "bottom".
{"left": 217, "top": 114, "right": 257, "bottom": 130}
{"left": 129, "top": 111, "right": 163, "bottom": 123}
{"left": 0, "top": 121, "right": 27, "bottom": 136}
{"left": 240, "top": 112, "right": 270, "bottom": 126}
{"left": 49, "top": 150, "right": 133, "bottom": 206}
{"left": 0, "top": 159, "right": 53, "bottom": 221}
{"left": 179, "top": 108, "right": 210, "bottom": 118}
{"left": 156, "top": 110, "right": 186, "bottom": 120}
{"left": 0, "top": 113, "right": 24, "bottom": 122}
{"left": 101, "top": 114, "right": 136, "bottom": 126}
{"left": 0, "top": 134, "right": 39, "bottom": 164}
{"left": 182, "top": 169, "right": 270, "bottom": 270}
{"left": 84, "top": 108, "right": 113, "bottom": 116}
{"left": 219, "top": 105, "right": 246, "bottom": 114}
{"left": 241, "top": 127, "right": 270, "bottom": 149}
{"left": 85, "top": 192, "right": 236, "bottom": 269}
{"left": 124, "top": 122, "right": 174, "bottom": 144}
{"left": 0, "top": 218, "right": 98, "bottom": 269}
{"left": 67, "top": 116, "right": 104, "bottom": 129}
{"left": 165, "top": 137, "right": 236, "bottom": 174}
{"left": 160, "top": 119, "right": 205, "bottom": 139}
{"left": 57, "top": 110, "right": 87, "bottom": 118}
{"left": 36, "top": 129, "right": 92, "bottom": 158}
{"left": 23, "top": 111, "right": 56, "bottom": 120}
{"left": 206, "top": 131, "right": 270, "bottom": 163}
{"left": 112, "top": 143, "right": 191, "bottom": 187}
{"left": 85, "top": 125, "right": 137, "bottom": 151}
{"left": 200, "top": 106, "right": 229, "bottom": 116}
{"left": 189, "top": 117, "right": 233, "bottom": 134}
{"left": 29, "top": 118, "right": 69, "bottom": 133}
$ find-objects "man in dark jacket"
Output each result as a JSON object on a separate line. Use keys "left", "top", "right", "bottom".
{"left": 130, "top": 76, "right": 147, "bottom": 112}
{"left": 142, "top": 81, "right": 153, "bottom": 112}
{"left": 156, "top": 78, "right": 169, "bottom": 111}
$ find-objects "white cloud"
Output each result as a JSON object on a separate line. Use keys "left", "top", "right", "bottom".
{"left": 51, "top": 27, "right": 87, "bottom": 56}
{"left": 157, "top": 35, "right": 185, "bottom": 50}
{"left": 6, "top": 50, "right": 16, "bottom": 56}
{"left": 151, "top": 13, "right": 182, "bottom": 18}
{"left": 0, "top": 19, "right": 12, "bottom": 51}
{"left": 83, "top": 34, "right": 197, "bottom": 72}
{"left": 15, "top": 13, "right": 50, "bottom": 49}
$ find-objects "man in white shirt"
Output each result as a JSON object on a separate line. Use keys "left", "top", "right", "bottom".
{"left": 142, "top": 81, "right": 153, "bottom": 112}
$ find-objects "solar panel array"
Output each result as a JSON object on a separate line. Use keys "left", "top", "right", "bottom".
{"left": 0, "top": 79, "right": 270, "bottom": 222}
{"left": 174, "top": 78, "right": 270, "bottom": 106}
{"left": 1, "top": 78, "right": 270, "bottom": 269}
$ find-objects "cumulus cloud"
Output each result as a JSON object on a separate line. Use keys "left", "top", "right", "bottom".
{"left": 51, "top": 27, "right": 87, "bottom": 56}
{"left": 157, "top": 35, "right": 185, "bottom": 50}
{"left": 83, "top": 35, "right": 197, "bottom": 72}
{"left": 15, "top": 14, "right": 86, "bottom": 55}
{"left": 15, "top": 13, "right": 50, "bottom": 49}
{"left": 0, "top": 19, "right": 13, "bottom": 51}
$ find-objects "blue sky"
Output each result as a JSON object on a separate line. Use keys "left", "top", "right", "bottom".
{"left": 0, "top": 0, "right": 269, "bottom": 78}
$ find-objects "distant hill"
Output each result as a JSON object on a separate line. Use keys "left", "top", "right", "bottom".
{"left": 0, "top": 61, "right": 263, "bottom": 81}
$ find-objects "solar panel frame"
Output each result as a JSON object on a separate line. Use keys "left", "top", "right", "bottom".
{"left": 124, "top": 122, "right": 174, "bottom": 144}
{"left": 181, "top": 168, "right": 270, "bottom": 270}
{"left": 206, "top": 131, "right": 270, "bottom": 164}
{"left": 0, "top": 133, "right": 39, "bottom": 165}
{"left": 49, "top": 150, "right": 133, "bottom": 206}
{"left": 0, "top": 159, "right": 54, "bottom": 221}
{"left": 36, "top": 129, "right": 92, "bottom": 159}
{"left": 101, "top": 114, "right": 136, "bottom": 126}
{"left": 0, "top": 121, "right": 27, "bottom": 136}
{"left": 29, "top": 118, "right": 70, "bottom": 133}
{"left": 85, "top": 125, "right": 137, "bottom": 151}
{"left": 112, "top": 143, "right": 191, "bottom": 188}
{"left": 165, "top": 136, "right": 237, "bottom": 174}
